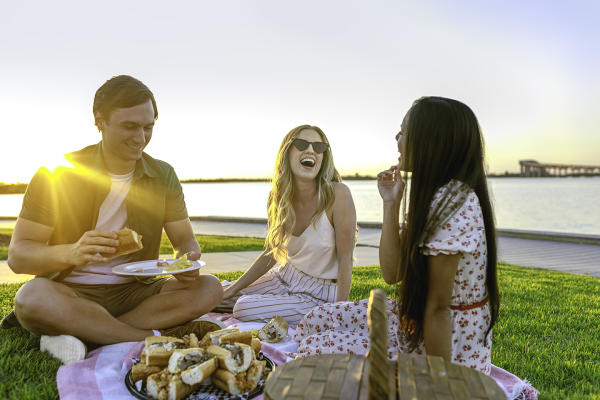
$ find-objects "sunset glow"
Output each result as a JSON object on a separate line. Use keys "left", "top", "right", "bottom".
{"left": 2, "top": 1, "right": 599, "bottom": 183}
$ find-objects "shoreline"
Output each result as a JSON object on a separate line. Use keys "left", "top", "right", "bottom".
{"left": 1, "top": 215, "right": 599, "bottom": 245}
{"left": 186, "top": 216, "right": 600, "bottom": 245}
{"left": 3, "top": 174, "right": 600, "bottom": 194}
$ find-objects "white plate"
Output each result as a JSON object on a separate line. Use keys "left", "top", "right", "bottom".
{"left": 112, "top": 259, "right": 205, "bottom": 276}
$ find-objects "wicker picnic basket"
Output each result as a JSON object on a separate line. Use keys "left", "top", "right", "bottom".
{"left": 263, "top": 289, "right": 506, "bottom": 400}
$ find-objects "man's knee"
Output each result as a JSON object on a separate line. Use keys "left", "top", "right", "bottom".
{"left": 14, "top": 279, "right": 52, "bottom": 331}
{"left": 15, "top": 278, "right": 50, "bottom": 314}
{"left": 14, "top": 278, "right": 73, "bottom": 332}
{"left": 200, "top": 274, "right": 223, "bottom": 304}
{"left": 190, "top": 275, "right": 223, "bottom": 314}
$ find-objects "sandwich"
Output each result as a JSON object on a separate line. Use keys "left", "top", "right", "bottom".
{"left": 131, "top": 362, "right": 162, "bottom": 382}
{"left": 146, "top": 369, "right": 193, "bottom": 400}
{"left": 212, "top": 359, "right": 267, "bottom": 395}
{"left": 168, "top": 348, "right": 218, "bottom": 386}
{"left": 207, "top": 343, "right": 254, "bottom": 375}
{"left": 182, "top": 333, "right": 199, "bottom": 349}
{"left": 102, "top": 227, "right": 143, "bottom": 258}
{"left": 199, "top": 327, "right": 252, "bottom": 347}
{"left": 250, "top": 337, "right": 262, "bottom": 356}
{"left": 246, "top": 359, "right": 266, "bottom": 386}
{"left": 220, "top": 330, "right": 252, "bottom": 346}
{"left": 146, "top": 369, "right": 169, "bottom": 400}
{"left": 166, "top": 373, "right": 193, "bottom": 400}
{"left": 143, "top": 336, "right": 187, "bottom": 366}
{"left": 257, "top": 316, "right": 289, "bottom": 343}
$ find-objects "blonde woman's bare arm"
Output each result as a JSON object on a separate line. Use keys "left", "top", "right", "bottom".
{"left": 332, "top": 183, "right": 357, "bottom": 302}
{"left": 222, "top": 249, "right": 277, "bottom": 300}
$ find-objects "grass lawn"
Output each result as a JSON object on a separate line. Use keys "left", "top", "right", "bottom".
{"left": 1, "top": 254, "right": 599, "bottom": 398}
{"left": 159, "top": 234, "right": 264, "bottom": 255}
{"left": 0, "top": 228, "right": 11, "bottom": 260}
{"left": 0, "top": 231, "right": 264, "bottom": 261}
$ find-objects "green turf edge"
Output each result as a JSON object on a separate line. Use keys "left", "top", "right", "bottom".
{"left": 0, "top": 264, "right": 599, "bottom": 399}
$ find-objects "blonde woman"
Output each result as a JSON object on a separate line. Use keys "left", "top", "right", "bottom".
{"left": 216, "top": 125, "right": 356, "bottom": 325}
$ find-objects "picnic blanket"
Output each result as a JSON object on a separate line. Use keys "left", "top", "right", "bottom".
{"left": 57, "top": 313, "right": 294, "bottom": 400}
{"left": 490, "top": 365, "right": 538, "bottom": 400}
{"left": 57, "top": 313, "right": 537, "bottom": 400}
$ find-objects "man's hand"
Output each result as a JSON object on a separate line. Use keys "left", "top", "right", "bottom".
{"left": 184, "top": 251, "right": 202, "bottom": 261}
{"left": 172, "top": 269, "right": 201, "bottom": 282}
{"left": 67, "top": 230, "right": 119, "bottom": 266}
{"left": 377, "top": 164, "right": 405, "bottom": 206}
{"left": 171, "top": 251, "right": 202, "bottom": 282}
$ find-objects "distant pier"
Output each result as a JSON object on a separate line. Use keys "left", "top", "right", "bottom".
{"left": 519, "top": 160, "right": 600, "bottom": 177}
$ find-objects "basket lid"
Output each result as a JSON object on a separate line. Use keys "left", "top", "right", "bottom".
{"left": 264, "top": 289, "right": 505, "bottom": 399}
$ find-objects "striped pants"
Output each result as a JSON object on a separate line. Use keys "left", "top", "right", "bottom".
{"left": 215, "top": 264, "right": 337, "bottom": 325}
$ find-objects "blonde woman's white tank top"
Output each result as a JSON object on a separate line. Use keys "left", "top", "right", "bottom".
{"left": 284, "top": 212, "right": 338, "bottom": 280}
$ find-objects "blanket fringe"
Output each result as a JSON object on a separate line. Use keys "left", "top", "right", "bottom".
{"left": 507, "top": 379, "right": 537, "bottom": 400}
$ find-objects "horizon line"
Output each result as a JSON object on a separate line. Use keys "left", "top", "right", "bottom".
{"left": 5, "top": 171, "right": 586, "bottom": 187}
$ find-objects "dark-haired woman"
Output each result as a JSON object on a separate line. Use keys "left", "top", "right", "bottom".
{"left": 294, "top": 97, "right": 499, "bottom": 375}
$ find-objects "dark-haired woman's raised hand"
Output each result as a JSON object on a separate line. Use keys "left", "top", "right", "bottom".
{"left": 377, "top": 165, "right": 404, "bottom": 206}
{"left": 378, "top": 164, "right": 405, "bottom": 284}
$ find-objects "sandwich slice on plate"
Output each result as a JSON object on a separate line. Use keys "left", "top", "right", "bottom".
{"left": 182, "top": 333, "right": 199, "bottom": 348}
{"left": 250, "top": 337, "right": 261, "bottom": 356}
{"left": 258, "top": 316, "right": 289, "bottom": 343}
{"left": 146, "top": 369, "right": 193, "bottom": 400}
{"left": 212, "top": 359, "right": 267, "bottom": 395}
{"left": 246, "top": 359, "right": 267, "bottom": 388}
{"left": 168, "top": 347, "right": 218, "bottom": 386}
{"left": 167, "top": 373, "right": 193, "bottom": 400}
{"left": 199, "top": 326, "right": 252, "bottom": 347}
{"left": 207, "top": 342, "right": 254, "bottom": 375}
{"left": 131, "top": 363, "right": 162, "bottom": 382}
{"left": 143, "top": 336, "right": 186, "bottom": 367}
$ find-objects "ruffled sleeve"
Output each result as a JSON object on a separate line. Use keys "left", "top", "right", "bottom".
{"left": 419, "top": 181, "right": 485, "bottom": 256}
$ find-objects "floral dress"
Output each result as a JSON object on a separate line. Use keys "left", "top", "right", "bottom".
{"left": 294, "top": 180, "right": 493, "bottom": 374}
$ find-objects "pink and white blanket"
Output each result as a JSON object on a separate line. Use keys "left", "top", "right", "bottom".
{"left": 57, "top": 313, "right": 537, "bottom": 400}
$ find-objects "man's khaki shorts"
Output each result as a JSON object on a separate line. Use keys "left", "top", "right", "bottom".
{"left": 63, "top": 278, "right": 168, "bottom": 317}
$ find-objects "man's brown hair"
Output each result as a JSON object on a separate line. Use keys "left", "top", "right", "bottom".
{"left": 93, "top": 75, "right": 158, "bottom": 129}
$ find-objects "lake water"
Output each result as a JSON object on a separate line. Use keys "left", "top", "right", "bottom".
{"left": 1, "top": 177, "right": 599, "bottom": 235}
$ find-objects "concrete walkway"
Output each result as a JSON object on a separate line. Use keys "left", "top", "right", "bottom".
{"left": 1, "top": 219, "right": 599, "bottom": 284}
{"left": 0, "top": 247, "right": 380, "bottom": 284}
{"left": 190, "top": 220, "right": 600, "bottom": 278}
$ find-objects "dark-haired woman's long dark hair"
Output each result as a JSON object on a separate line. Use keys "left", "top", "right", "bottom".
{"left": 396, "top": 97, "right": 499, "bottom": 351}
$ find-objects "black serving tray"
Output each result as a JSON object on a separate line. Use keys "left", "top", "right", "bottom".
{"left": 125, "top": 353, "right": 274, "bottom": 400}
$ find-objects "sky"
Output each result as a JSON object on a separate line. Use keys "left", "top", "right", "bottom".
{"left": 1, "top": 0, "right": 599, "bottom": 183}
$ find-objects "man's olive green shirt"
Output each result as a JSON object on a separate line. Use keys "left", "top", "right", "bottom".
{"left": 19, "top": 142, "right": 188, "bottom": 281}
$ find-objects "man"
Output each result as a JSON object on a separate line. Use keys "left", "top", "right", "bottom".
{"left": 1, "top": 75, "right": 223, "bottom": 364}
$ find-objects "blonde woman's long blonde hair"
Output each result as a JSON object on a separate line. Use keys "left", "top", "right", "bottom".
{"left": 266, "top": 125, "right": 341, "bottom": 266}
